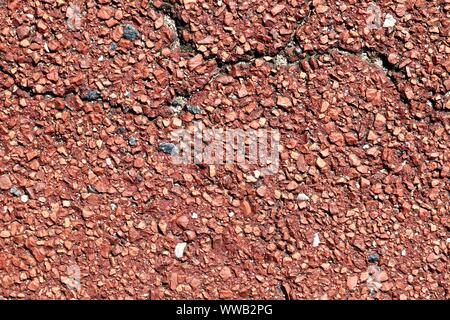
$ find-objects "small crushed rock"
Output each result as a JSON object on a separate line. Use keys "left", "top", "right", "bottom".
{"left": 82, "top": 90, "right": 101, "bottom": 101}
{"left": 312, "top": 233, "right": 321, "bottom": 247}
{"left": 159, "top": 143, "right": 178, "bottom": 155}
{"left": 10, "top": 186, "right": 22, "bottom": 197}
{"left": 174, "top": 242, "right": 187, "bottom": 259}
{"left": 297, "top": 193, "right": 310, "bottom": 201}
{"left": 123, "top": 24, "right": 139, "bottom": 41}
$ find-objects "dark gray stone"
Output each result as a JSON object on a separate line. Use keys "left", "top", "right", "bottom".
{"left": 83, "top": 90, "right": 101, "bottom": 101}
{"left": 186, "top": 104, "right": 202, "bottom": 115}
{"left": 159, "top": 143, "right": 178, "bottom": 155}
{"left": 368, "top": 253, "right": 379, "bottom": 263}
{"left": 10, "top": 186, "right": 21, "bottom": 197}
{"left": 123, "top": 24, "right": 139, "bottom": 41}
{"left": 128, "top": 137, "right": 137, "bottom": 146}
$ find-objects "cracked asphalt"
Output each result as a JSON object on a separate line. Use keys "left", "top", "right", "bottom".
{"left": 0, "top": 0, "right": 449, "bottom": 300}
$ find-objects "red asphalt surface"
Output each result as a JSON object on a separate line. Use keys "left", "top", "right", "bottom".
{"left": 0, "top": 0, "right": 448, "bottom": 299}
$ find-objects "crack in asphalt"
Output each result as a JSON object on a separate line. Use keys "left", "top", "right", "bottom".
{"left": 149, "top": 0, "right": 313, "bottom": 66}
{"left": 2, "top": 1, "right": 445, "bottom": 115}
{"left": 0, "top": 63, "right": 76, "bottom": 99}
{"left": 0, "top": 62, "right": 160, "bottom": 121}
{"left": 305, "top": 47, "right": 410, "bottom": 106}
{"left": 147, "top": 0, "right": 416, "bottom": 110}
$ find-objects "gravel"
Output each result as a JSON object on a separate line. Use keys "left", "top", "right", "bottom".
{"left": 128, "top": 137, "right": 137, "bottom": 147}
{"left": 186, "top": 104, "right": 202, "bottom": 115}
{"left": 0, "top": 175, "right": 12, "bottom": 190}
{"left": 368, "top": 253, "right": 380, "bottom": 263}
{"left": 123, "top": 24, "right": 139, "bottom": 41}
{"left": 383, "top": 14, "right": 397, "bottom": 28}
{"left": 9, "top": 186, "right": 22, "bottom": 197}
{"left": 158, "top": 143, "right": 177, "bottom": 155}
{"left": 297, "top": 193, "right": 310, "bottom": 201}
{"left": 174, "top": 242, "right": 187, "bottom": 259}
{"left": 20, "top": 194, "right": 29, "bottom": 203}
{"left": 0, "top": 0, "right": 447, "bottom": 301}
{"left": 312, "top": 233, "right": 321, "bottom": 247}
{"left": 82, "top": 90, "right": 101, "bottom": 102}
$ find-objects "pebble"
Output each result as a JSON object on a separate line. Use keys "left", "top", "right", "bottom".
{"left": 123, "top": 24, "right": 139, "bottom": 41}
{"left": 16, "top": 25, "right": 30, "bottom": 40}
{"left": 187, "top": 54, "right": 204, "bottom": 71}
{"left": 10, "top": 186, "right": 22, "bottom": 197}
{"left": 110, "top": 42, "right": 117, "bottom": 51}
{"left": 347, "top": 275, "right": 358, "bottom": 291}
{"left": 0, "top": 230, "right": 11, "bottom": 238}
{"left": 62, "top": 200, "right": 71, "bottom": 207}
{"left": 186, "top": 104, "right": 202, "bottom": 115}
{"left": 219, "top": 266, "right": 232, "bottom": 280}
{"left": 316, "top": 157, "right": 327, "bottom": 169}
{"left": 374, "top": 113, "right": 386, "bottom": 128}
{"left": 128, "top": 137, "right": 137, "bottom": 146}
{"left": 241, "top": 200, "right": 252, "bottom": 215}
{"left": 176, "top": 215, "right": 189, "bottom": 229}
{"left": 277, "top": 96, "right": 292, "bottom": 107}
{"left": 97, "top": 6, "right": 113, "bottom": 20}
{"left": 312, "top": 233, "right": 320, "bottom": 247}
{"left": 83, "top": 90, "right": 101, "bottom": 101}
{"left": 297, "top": 193, "right": 310, "bottom": 201}
{"left": 0, "top": 175, "right": 12, "bottom": 190}
{"left": 367, "top": 253, "right": 380, "bottom": 263}
{"left": 383, "top": 14, "right": 397, "bottom": 28}
{"left": 174, "top": 242, "right": 187, "bottom": 259}
{"left": 20, "top": 194, "right": 29, "bottom": 203}
{"left": 426, "top": 253, "right": 439, "bottom": 263}
{"left": 82, "top": 209, "right": 94, "bottom": 219}
{"left": 159, "top": 143, "right": 177, "bottom": 155}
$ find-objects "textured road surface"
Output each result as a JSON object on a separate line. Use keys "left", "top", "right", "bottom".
{"left": 0, "top": 0, "right": 448, "bottom": 299}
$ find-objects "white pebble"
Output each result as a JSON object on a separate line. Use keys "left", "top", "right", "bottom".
{"left": 383, "top": 14, "right": 396, "bottom": 28}
{"left": 312, "top": 233, "right": 321, "bottom": 247}
{"left": 191, "top": 212, "right": 198, "bottom": 219}
{"left": 297, "top": 193, "right": 310, "bottom": 201}
{"left": 20, "top": 195, "right": 29, "bottom": 203}
{"left": 174, "top": 242, "right": 187, "bottom": 259}
{"left": 62, "top": 200, "right": 71, "bottom": 207}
